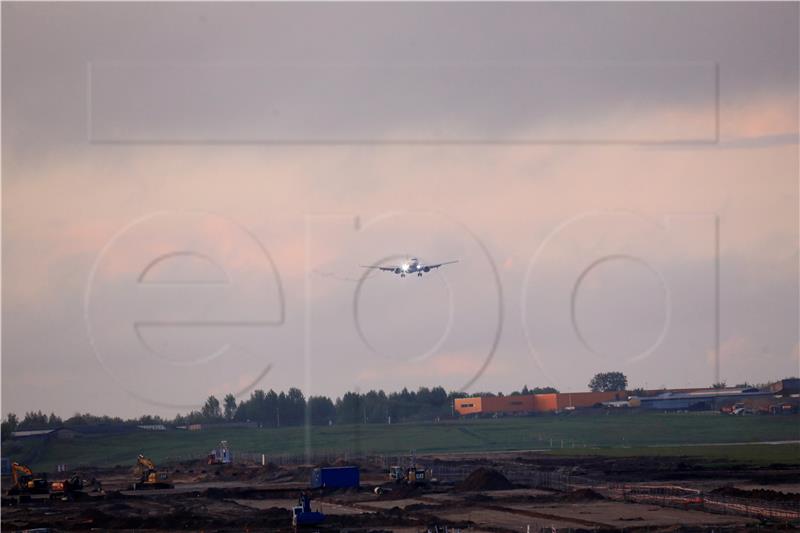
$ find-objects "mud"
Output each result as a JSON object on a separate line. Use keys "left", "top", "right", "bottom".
{"left": 3, "top": 451, "right": 798, "bottom": 531}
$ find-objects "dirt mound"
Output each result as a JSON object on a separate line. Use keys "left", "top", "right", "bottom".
{"left": 711, "top": 486, "right": 800, "bottom": 502}
{"left": 560, "top": 488, "right": 605, "bottom": 502}
{"left": 193, "top": 463, "right": 287, "bottom": 483}
{"left": 378, "top": 484, "right": 422, "bottom": 499}
{"left": 455, "top": 468, "right": 514, "bottom": 491}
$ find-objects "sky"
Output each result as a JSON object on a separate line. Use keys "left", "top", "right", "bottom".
{"left": 2, "top": 2, "right": 798, "bottom": 418}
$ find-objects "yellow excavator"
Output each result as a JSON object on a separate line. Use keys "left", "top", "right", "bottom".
{"left": 130, "top": 454, "right": 173, "bottom": 490}
{"left": 8, "top": 462, "right": 50, "bottom": 497}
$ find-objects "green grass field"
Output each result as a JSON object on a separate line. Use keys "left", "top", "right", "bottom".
{"left": 547, "top": 444, "right": 800, "bottom": 466}
{"left": 5, "top": 412, "right": 799, "bottom": 471}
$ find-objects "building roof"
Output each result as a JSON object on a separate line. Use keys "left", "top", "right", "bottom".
{"left": 641, "top": 389, "right": 772, "bottom": 401}
{"left": 10, "top": 429, "right": 57, "bottom": 438}
{"left": 11, "top": 424, "right": 142, "bottom": 438}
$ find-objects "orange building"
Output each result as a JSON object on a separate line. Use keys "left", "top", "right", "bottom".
{"left": 454, "top": 390, "right": 630, "bottom": 416}
{"left": 454, "top": 395, "right": 537, "bottom": 415}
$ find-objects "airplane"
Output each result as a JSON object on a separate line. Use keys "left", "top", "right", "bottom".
{"left": 361, "top": 257, "right": 458, "bottom": 277}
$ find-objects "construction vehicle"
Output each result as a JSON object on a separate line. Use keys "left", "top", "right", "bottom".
{"left": 130, "top": 455, "right": 173, "bottom": 490}
{"left": 388, "top": 465, "right": 429, "bottom": 485}
{"left": 7, "top": 462, "right": 50, "bottom": 497}
{"left": 292, "top": 491, "right": 325, "bottom": 528}
{"left": 49, "top": 475, "right": 84, "bottom": 498}
{"left": 388, "top": 451, "right": 431, "bottom": 486}
{"left": 207, "top": 440, "right": 232, "bottom": 465}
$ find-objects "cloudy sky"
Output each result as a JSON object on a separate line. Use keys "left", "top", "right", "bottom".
{"left": 2, "top": 2, "right": 798, "bottom": 418}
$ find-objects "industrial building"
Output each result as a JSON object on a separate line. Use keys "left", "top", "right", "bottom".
{"left": 454, "top": 390, "right": 628, "bottom": 416}
{"left": 454, "top": 379, "right": 799, "bottom": 416}
{"left": 629, "top": 388, "right": 775, "bottom": 411}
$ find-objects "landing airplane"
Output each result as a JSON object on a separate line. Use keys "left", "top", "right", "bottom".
{"left": 362, "top": 257, "right": 458, "bottom": 277}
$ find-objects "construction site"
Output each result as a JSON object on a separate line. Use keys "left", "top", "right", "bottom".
{"left": 2, "top": 440, "right": 799, "bottom": 532}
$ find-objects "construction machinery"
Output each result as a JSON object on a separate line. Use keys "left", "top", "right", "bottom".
{"left": 207, "top": 440, "right": 232, "bottom": 465}
{"left": 130, "top": 455, "right": 173, "bottom": 490}
{"left": 292, "top": 491, "right": 325, "bottom": 528}
{"left": 388, "top": 452, "right": 431, "bottom": 486}
{"left": 7, "top": 462, "right": 50, "bottom": 497}
{"left": 49, "top": 475, "right": 84, "bottom": 498}
{"left": 388, "top": 465, "right": 429, "bottom": 485}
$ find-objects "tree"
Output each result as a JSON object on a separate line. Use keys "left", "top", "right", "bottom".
{"left": 19, "top": 410, "right": 48, "bottom": 429}
{"left": 308, "top": 396, "right": 336, "bottom": 425}
{"left": 588, "top": 372, "right": 628, "bottom": 392}
{"left": 336, "top": 392, "right": 363, "bottom": 424}
{"left": 201, "top": 395, "right": 222, "bottom": 420}
{"left": 223, "top": 394, "right": 237, "bottom": 420}
{"left": 1, "top": 413, "right": 18, "bottom": 441}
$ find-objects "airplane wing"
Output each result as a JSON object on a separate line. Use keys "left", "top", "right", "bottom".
{"left": 361, "top": 265, "right": 400, "bottom": 272}
{"left": 426, "top": 260, "right": 459, "bottom": 269}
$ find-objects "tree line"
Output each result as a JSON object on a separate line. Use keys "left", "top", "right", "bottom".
{"left": 6, "top": 372, "right": 790, "bottom": 440}
{"left": 0, "top": 371, "right": 643, "bottom": 439}
{"left": 1, "top": 384, "right": 552, "bottom": 439}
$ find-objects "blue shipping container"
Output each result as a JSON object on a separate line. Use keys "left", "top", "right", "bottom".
{"left": 310, "top": 466, "right": 359, "bottom": 489}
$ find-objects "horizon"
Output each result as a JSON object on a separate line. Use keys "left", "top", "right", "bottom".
{"left": 7, "top": 374, "right": 797, "bottom": 423}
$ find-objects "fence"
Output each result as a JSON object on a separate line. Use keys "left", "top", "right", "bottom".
{"left": 429, "top": 464, "right": 800, "bottom": 522}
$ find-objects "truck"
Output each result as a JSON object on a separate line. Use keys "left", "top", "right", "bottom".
{"left": 310, "top": 466, "right": 359, "bottom": 489}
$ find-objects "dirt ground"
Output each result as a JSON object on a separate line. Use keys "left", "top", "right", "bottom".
{"left": 2, "top": 452, "right": 799, "bottom": 532}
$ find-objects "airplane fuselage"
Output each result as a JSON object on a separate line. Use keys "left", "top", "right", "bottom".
{"left": 396, "top": 258, "right": 430, "bottom": 277}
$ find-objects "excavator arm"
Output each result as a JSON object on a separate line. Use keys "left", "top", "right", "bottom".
{"left": 11, "top": 462, "right": 33, "bottom": 487}
{"left": 137, "top": 454, "right": 157, "bottom": 472}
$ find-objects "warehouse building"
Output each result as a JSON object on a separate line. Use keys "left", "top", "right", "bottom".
{"left": 454, "top": 390, "right": 628, "bottom": 416}
{"left": 630, "top": 388, "right": 776, "bottom": 411}
{"left": 454, "top": 384, "right": 793, "bottom": 416}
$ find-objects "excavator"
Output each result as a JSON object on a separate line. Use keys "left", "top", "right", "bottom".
{"left": 7, "top": 462, "right": 50, "bottom": 498}
{"left": 130, "top": 454, "right": 173, "bottom": 490}
{"left": 292, "top": 491, "right": 325, "bottom": 528}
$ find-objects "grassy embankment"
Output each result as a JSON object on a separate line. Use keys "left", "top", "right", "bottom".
{"left": 5, "top": 412, "right": 798, "bottom": 471}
